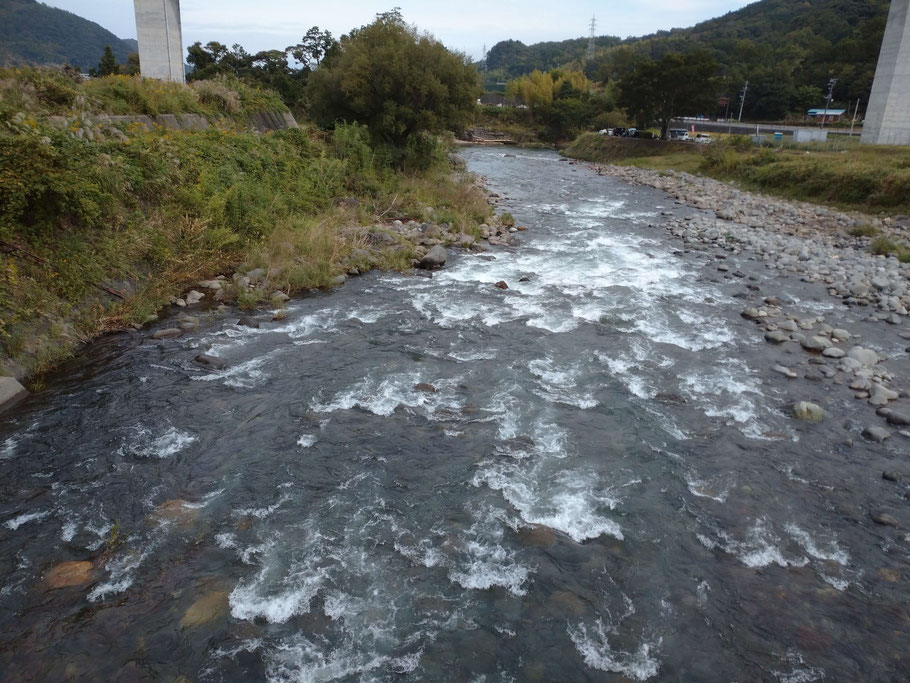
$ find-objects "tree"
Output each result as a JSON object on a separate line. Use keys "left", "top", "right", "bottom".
{"left": 616, "top": 51, "right": 719, "bottom": 139}
{"left": 97, "top": 45, "right": 119, "bottom": 76}
{"left": 306, "top": 10, "right": 481, "bottom": 148}
{"left": 288, "top": 27, "right": 339, "bottom": 71}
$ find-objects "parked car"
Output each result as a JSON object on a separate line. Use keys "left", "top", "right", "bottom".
{"left": 626, "top": 128, "right": 640, "bottom": 138}
{"left": 695, "top": 133, "right": 714, "bottom": 144}
{"left": 612, "top": 127, "right": 628, "bottom": 137}
{"left": 598, "top": 128, "right": 613, "bottom": 136}
{"left": 668, "top": 129, "right": 689, "bottom": 141}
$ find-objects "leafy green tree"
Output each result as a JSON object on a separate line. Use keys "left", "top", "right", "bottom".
{"left": 307, "top": 10, "right": 481, "bottom": 149}
{"left": 97, "top": 45, "right": 118, "bottom": 76}
{"left": 616, "top": 51, "right": 719, "bottom": 139}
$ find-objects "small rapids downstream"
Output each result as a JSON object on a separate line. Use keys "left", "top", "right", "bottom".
{"left": 1, "top": 148, "right": 908, "bottom": 681}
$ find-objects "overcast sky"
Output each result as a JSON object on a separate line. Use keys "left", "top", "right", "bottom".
{"left": 44, "top": 0, "right": 754, "bottom": 59}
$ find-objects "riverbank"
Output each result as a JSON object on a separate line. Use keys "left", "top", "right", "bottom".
{"left": 569, "top": 156, "right": 910, "bottom": 442}
{"left": 0, "top": 70, "right": 499, "bottom": 386}
{"left": 564, "top": 133, "right": 910, "bottom": 219}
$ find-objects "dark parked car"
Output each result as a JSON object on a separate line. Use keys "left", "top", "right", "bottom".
{"left": 612, "top": 127, "right": 628, "bottom": 137}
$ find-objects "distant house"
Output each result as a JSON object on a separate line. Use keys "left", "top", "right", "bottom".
{"left": 479, "top": 92, "right": 507, "bottom": 106}
{"left": 807, "top": 108, "right": 846, "bottom": 124}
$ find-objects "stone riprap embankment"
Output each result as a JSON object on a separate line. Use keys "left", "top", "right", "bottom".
{"left": 579, "top": 160, "right": 910, "bottom": 444}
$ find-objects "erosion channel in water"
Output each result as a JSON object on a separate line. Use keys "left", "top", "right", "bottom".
{"left": 1, "top": 147, "right": 908, "bottom": 681}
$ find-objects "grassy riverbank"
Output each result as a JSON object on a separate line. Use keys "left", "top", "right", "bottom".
{"left": 0, "top": 69, "right": 491, "bottom": 380}
{"left": 564, "top": 133, "right": 910, "bottom": 217}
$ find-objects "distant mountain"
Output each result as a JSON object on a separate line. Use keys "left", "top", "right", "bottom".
{"left": 0, "top": 0, "right": 138, "bottom": 69}
{"left": 483, "top": 0, "right": 890, "bottom": 118}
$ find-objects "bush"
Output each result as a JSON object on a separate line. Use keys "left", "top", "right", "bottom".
{"left": 728, "top": 135, "right": 753, "bottom": 152}
{"left": 404, "top": 131, "right": 448, "bottom": 172}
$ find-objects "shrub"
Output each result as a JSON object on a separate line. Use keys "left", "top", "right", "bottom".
{"left": 847, "top": 224, "right": 878, "bottom": 237}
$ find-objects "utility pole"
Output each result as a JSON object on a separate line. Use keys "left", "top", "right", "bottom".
{"left": 821, "top": 77, "right": 837, "bottom": 128}
{"left": 481, "top": 44, "right": 487, "bottom": 73}
{"left": 850, "top": 98, "right": 861, "bottom": 137}
{"left": 587, "top": 16, "right": 596, "bottom": 62}
{"left": 737, "top": 81, "right": 749, "bottom": 122}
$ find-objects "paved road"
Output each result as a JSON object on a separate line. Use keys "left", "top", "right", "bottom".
{"left": 672, "top": 119, "right": 860, "bottom": 138}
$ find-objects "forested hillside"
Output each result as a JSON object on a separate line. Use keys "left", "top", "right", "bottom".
{"left": 483, "top": 0, "right": 890, "bottom": 119}
{"left": 0, "top": 0, "right": 137, "bottom": 69}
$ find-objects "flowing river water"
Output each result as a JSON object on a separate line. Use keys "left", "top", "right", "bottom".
{"left": 1, "top": 148, "right": 908, "bottom": 681}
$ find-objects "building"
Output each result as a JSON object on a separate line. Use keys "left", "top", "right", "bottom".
{"left": 133, "top": 0, "right": 185, "bottom": 83}
{"left": 807, "top": 108, "right": 846, "bottom": 124}
{"left": 862, "top": 0, "right": 910, "bottom": 146}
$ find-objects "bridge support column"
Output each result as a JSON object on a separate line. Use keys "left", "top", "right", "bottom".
{"left": 134, "top": 0, "right": 185, "bottom": 84}
{"left": 862, "top": 0, "right": 910, "bottom": 146}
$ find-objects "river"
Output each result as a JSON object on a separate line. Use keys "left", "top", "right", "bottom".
{"left": 1, "top": 147, "right": 907, "bottom": 681}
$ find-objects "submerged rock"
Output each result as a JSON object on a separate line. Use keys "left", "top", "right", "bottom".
{"left": 45, "top": 561, "right": 93, "bottom": 589}
{"left": 494, "top": 281, "right": 509, "bottom": 290}
{"left": 414, "top": 383, "right": 436, "bottom": 393}
{"left": 792, "top": 402, "right": 825, "bottom": 422}
{"left": 194, "top": 355, "right": 226, "bottom": 370}
{"left": 237, "top": 316, "right": 260, "bottom": 329}
{"left": 180, "top": 591, "right": 229, "bottom": 629}
{"left": 863, "top": 426, "right": 891, "bottom": 443}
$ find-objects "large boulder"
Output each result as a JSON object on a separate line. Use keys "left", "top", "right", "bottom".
{"left": 45, "top": 561, "right": 93, "bottom": 589}
{"left": 419, "top": 245, "right": 448, "bottom": 269}
{"left": 847, "top": 346, "right": 880, "bottom": 367}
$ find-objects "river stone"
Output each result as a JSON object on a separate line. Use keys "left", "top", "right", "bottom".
{"left": 773, "top": 365, "right": 797, "bottom": 378}
{"left": 802, "top": 336, "right": 831, "bottom": 351}
{"left": 741, "top": 307, "right": 760, "bottom": 320}
{"left": 45, "top": 561, "right": 93, "bottom": 589}
{"left": 414, "top": 383, "right": 436, "bottom": 393}
{"left": 331, "top": 274, "right": 347, "bottom": 286}
{"left": 180, "top": 591, "right": 229, "bottom": 629}
{"left": 185, "top": 290, "right": 205, "bottom": 305}
{"left": 152, "top": 328, "right": 182, "bottom": 340}
{"left": 792, "top": 402, "right": 825, "bottom": 422}
{"left": 419, "top": 245, "right": 448, "bottom": 269}
{"left": 0, "top": 377, "right": 28, "bottom": 414}
{"left": 246, "top": 268, "right": 267, "bottom": 284}
{"left": 494, "top": 281, "right": 509, "bottom": 290}
{"left": 870, "top": 512, "right": 899, "bottom": 527}
{"left": 194, "top": 355, "right": 226, "bottom": 370}
{"left": 198, "top": 279, "right": 222, "bottom": 290}
{"left": 885, "top": 410, "right": 910, "bottom": 427}
{"left": 765, "top": 331, "right": 790, "bottom": 344}
{"left": 778, "top": 320, "right": 799, "bottom": 332}
{"left": 847, "top": 346, "right": 880, "bottom": 367}
{"left": 882, "top": 471, "right": 902, "bottom": 482}
{"left": 237, "top": 316, "right": 259, "bottom": 329}
{"left": 270, "top": 291, "right": 290, "bottom": 303}
{"left": 150, "top": 500, "right": 199, "bottom": 527}
{"left": 869, "top": 384, "right": 899, "bottom": 407}
{"left": 862, "top": 425, "right": 891, "bottom": 443}
{"left": 831, "top": 328, "right": 850, "bottom": 341}
{"left": 822, "top": 347, "right": 845, "bottom": 359}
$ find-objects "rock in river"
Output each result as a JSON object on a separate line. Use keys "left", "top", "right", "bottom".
{"left": 194, "top": 355, "right": 226, "bottom": 370}
{"left": 862, "top": 426, "right": 891, "bottom": 443}
{"left": 0, "top": 377, "right": 28, "bottom": 414}
{"left": 45, "top": 561, "right": 93, "bottom": 589}
{"left": 152, "top": 328, "right": 182, "bottom": 340}
{"left": 180, "top": 591, "right": 229, "bottom": 629}
{"left": 419, "top": 245, "right": 448, "bottom": 269}
{"left": 792, "top": 402, "right": 825, "bottom": 422}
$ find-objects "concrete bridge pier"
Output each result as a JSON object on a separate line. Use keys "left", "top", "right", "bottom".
{"left": 134, "top": 0, "right": 185, "bottom": 84}
{"left": 862, "top": 0, "right": 910, "bottom": 146}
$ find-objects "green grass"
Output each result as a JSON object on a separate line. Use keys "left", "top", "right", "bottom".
{"left": 848, "top": 224, "right": 879, "bottom": 237}
{"left": 0, "top": 72, "right": 491, "bottom": 379}
{"left": 870, "top": 236, "right": 910, "bottom": 262}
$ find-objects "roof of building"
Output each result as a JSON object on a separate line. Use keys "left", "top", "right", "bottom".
{"left": 807, "top": 108, "right": 846, "bottom": 115}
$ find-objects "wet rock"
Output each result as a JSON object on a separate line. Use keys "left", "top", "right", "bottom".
{"left": 822, "top": 347, "right": 845, "bottom": 359}
{"left": 871, "top": 512, "right": 899, "bottom": 528}
{"left": 174, "top": 298, "right": 187, "bottom": 307}
{"left": 180, "top": 591, "right": 229, "bottom": 629}
{"left": 792, "top": 402, "right": 825, "bottom": 422}
{"left": 237, "top": 316, "right": 259, "bottom": 329}
{"left": 331, "top": 274, "right": 347, "bottom": 286}
{"left": 773, "top": 365, "right": 797, "bottom": 379}
{"left": 655, "top": 393, "right": 687, "bottom": 405}
{"left": 882, "top": 471, "right": 902, "bottom": 482}
{"left": 847, "top": 346, "right": 880, "bottom": 367}
{"left": 419, "top": 245, "right": 448, "bottom": 269}
{"left": 414, "top": 383, "right": 436, "bottom": 393}
{"left": 194, "top": 355, "right": 226, "bottom": 370}
{"left": 885, "top": 410, "right": 910, "bottom": 427}
{"left": 869, "top": 384, "right": 899, "bottom": 407}
{"left": 802, "top": 336, "right": 831, "bottom": 352}
{"left": 270, "top": 291, "right": 290, "bottom": 303}
{"left": 494, "top": 281, "right": 509, "bottom": 290}
{"left": 518, "top": 525, "right": 557, "bottom": 546}
{"left": 765, "top": 331, "right": 790, "bottom": 344}
{"left": 863, "top": 426, "right": 892, "bottom": 443}
{"left": 152, "top": 328, "right": 182, "bottom": 340}
{"left": 0, "top": 377, "right": 28, "bottom": 414}
{"left": 519, "top": 276, "right": 531, "bottom": 283}
{"left": 831, "top": 328, "right": 850, "bottom": 341}
{"left": 741, "top": 307, "right": 760, "bottom": 320}
{"left": 198, "top": 279, "right": 222, "bottom": 290}
{"left": 877, "top": 568, "right": 903, "bottom": 582}
{"left": 150, "top": 499, "right": 199, "bottom": 527}
{"left": 44, "top": 561, "right": 94, "bottom": 589}
{"left": 185, "top": 290, "right": 205, "bottom": 305}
